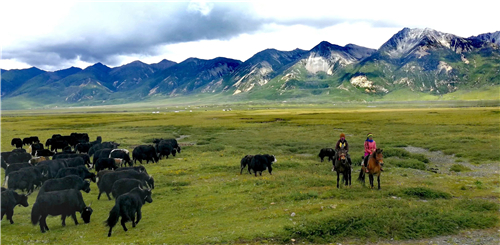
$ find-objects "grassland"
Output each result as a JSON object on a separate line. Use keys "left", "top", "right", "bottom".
{"left": 1, "top": 105, "right": 499, "bottom": 244}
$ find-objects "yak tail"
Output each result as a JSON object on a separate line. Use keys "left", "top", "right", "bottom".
{"left": 105, "top": 204, "right": 120, "bottom": 228}
{"left": 31, "top": 202, "right": 40, "bottom": 225}
{"left": 357, "top": 168, "right": 365, "bottom": 184}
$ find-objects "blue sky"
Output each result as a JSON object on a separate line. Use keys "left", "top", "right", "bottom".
{"left": 1, "top": 0, "right": 498, "bottom": 71}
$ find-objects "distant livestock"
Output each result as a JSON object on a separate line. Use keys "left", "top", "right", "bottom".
{"left": 30, "top": 143, "right": 45, "bottom": 156}
{"left": 318, "top": 148, "right": 335, "bottom": 162}
{"left": 109, "top": 149, "right": 132, "bottom": 166}
{"left": 240, "top": 155, "right": 254, "bottom": 174}
{"left": 55, "top": 166, "right": 97, "bottom": 183}
{"left": 97, "top": 170, "right": 154, "bottom": 200}
{"left": 31, "top": 189, "right": 93, "bottom": 233}
{"left": 36, "top": 149, "right": 55, "bottom": 157}
{"left": 11, "top": 138, "right": 23, "bottom": 148}
{"left": 248, "top": 154, "right": 276, "bottom": 176}
{"left": 1, "top": 189, "right": 29, "bottom": 224}
{"left": 95, "top": 158, "right": 119, "bottom": 172}
{"left": 6, "top": 152, "right": 32, "bottom": 164}
{"left": 105, "top": 187, "right": 153, "bottom": 237}
{"left": 132, "top": 145, "right": 158, "bottom": 164}
{"left": 6, "top": 166, "right": 48, "bottom": 193}
{"left": 115, "top": 166, "right": 148, "bottom": 174}
{"left": 111, "top": 178, "right": 148, "bottom": 199}
{"left": 38, "top": 175, "right": 91, "bottom": 195}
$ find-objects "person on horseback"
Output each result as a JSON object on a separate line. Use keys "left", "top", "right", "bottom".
{"left": 363, "top": 133, "right": 381, "bottom": 172}
{"left": 333, "top": 133, "right": 352, "bottom": 171}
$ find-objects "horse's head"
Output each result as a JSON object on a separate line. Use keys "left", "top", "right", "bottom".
{"left": 338, "top": 147, "right": 347, "bottom": 163}
{"left": 374, "top": 148, "right": 384, "bottom": 166}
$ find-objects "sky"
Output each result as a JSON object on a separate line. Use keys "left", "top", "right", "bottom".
{"left": 1, "top": 0, "right": 498, "bottom": 71}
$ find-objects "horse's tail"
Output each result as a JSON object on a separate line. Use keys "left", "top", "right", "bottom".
{"left": 31, "top": 202, "right": 41, "bottom": 225}
{"left": 357, "top": 168, "right": 365, "bottom": 184}
{"left": 105, "top": 204, "right": 120, "bottom": 228}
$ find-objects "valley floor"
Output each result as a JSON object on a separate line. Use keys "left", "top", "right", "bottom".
{"left": 1, "top": 105, "right": 499, "bottom": 244}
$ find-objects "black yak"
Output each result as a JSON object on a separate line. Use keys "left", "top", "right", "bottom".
{"left": 248, "top": 154, "right": 276, "bottom": 176}
{"left": 105, "top": 187, "right": 152, "bottom": 237}
{"left": 1, "top": 189, "right": 29, "bottom": 224}
{"left": 31, "top": 189, "right": 93, "bottom": 233}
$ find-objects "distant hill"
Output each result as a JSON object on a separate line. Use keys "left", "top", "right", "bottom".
{"left": 2, "top": 28, "right": 499, "bottom": 109}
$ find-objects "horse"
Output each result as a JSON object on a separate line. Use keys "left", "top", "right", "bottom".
{"left": 357, "top": 148, "right": 384, "bottom": 189}
{"left": 334, "top": 147, "right": 351, "bottom": 188}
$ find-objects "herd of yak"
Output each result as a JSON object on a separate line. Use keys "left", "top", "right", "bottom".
{"left": 1, "top": 133, "right": 179, "bottom": 236}
{"left": 1, "top": 133, "right": 279, "bottom": 237}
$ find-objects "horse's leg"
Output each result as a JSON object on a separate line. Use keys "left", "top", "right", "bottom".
{"left": 377, "top": 174, "right": 381, "bottom": 190}
{"left": 336, "top": 171, "right": 340, "bottom": 188}
{"left": 368, "top": 174, "right": 371, "bottom": 188}
{"left": 369, "top": 174, "right": 374, "bottom": 188}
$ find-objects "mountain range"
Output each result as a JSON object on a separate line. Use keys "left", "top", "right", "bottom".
{"left": 2, "top": 27, "right": 499, "bottom": 109}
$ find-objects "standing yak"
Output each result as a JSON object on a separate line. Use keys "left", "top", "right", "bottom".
{"left": 1, "top": 189, "right": 29, "bottom": 224}
{"left": 31, "top": 189, "right": 93, "bottom": 233}
{"left": 105, "top": 187, "right": 152, "bottom": 237}
{"left": 248, "top": 154, "right": 277, "bottom": 176}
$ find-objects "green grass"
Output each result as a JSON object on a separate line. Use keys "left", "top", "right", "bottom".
{"left": 450, "top": 164, "right": 472, "bottom": 172}
{"left": 1, "top": 106, "right": 499, "bottom": 244}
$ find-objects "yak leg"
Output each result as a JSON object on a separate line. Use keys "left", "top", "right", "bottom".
{"left": 106, "top": 192, "right": 112, "bottom": 200}
{"left": 98, "top": 191, "right": 102, "bottom": 200}
{"left": 121, "top": 218, "right": 128, "bottom": 232}
{"left": 135, "top": 208, "right": 142, "bottom": 225}
{"left": 61, "top": 215, "right": 66, "bottom": 226}
{"left": 71, "top": 212, "right": 78, "bottom": 225}
{"left": 7, "top": 209, "right": 14, "bottom": 224}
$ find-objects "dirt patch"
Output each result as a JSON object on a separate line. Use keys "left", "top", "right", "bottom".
{"left": 403, "top": 146, "right": 499, "bottom": 177}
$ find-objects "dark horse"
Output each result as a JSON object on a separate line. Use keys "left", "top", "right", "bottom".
{"left": 358, "top": 148, "right": 384, "bottom": 189}
{"left": 334, "top": 147, "right": 351, "bottom": 188}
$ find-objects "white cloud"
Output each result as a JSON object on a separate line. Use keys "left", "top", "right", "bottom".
{"left": 1, "top": 1, "right": 498, "bottom": 71}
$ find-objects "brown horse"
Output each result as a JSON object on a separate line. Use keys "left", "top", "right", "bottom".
{"left": 334, "top": 147, "right": 351, "bottom": 188}
{"left": 357, "top": 148, "right": 384, "bottom": 189}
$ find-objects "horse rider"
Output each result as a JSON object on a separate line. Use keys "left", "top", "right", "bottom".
{"left": 363, "top": 133, "right": 382, "bottom": 172}
{"left": 333, "top": 133, "right": 352, "bottom": 171}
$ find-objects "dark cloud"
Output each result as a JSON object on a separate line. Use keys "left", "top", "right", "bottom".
{"left": 4, "top": 2, "right": 375, "bottom": 70}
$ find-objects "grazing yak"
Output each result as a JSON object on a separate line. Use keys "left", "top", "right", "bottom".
{"left": 31, "top": 189, "right": 93, "bottom": 233}
{"left": 75, "top": 143, "right": 91, "bottom": 154}
{"left": 35, "top": 149, "right": 55, "bottom": 157}
{"left": 37, "top": 160, "right": 68, "bottom": 179}
{"left": 318, "top": 148, "right": 335, "bottom": 162}
{"left": 240, "top": 155, "right": 254, "bottom": 174}
{"left": 89, "top": 142, "right": 119, "bottom": 157}
{"left": 132, "top": 145, "right": 158, "bottom": 164}
{"left": 97, "top": 170, "right": 154, "bottom": 200}
{"left": 115, "top": 166, "right": 148, "bottom": 174}
{"left": 55, "top": 166, "right": 97, "bottom": 183}
{"left": 6, "top": 166, "right": 48, "bottom": 193}
{"left": 154, "top": 138, "right": 181, "bottom": 153}
{"left": 111, "top": 178, "right": 148, "bottom": 199}
{"left": 6, "top": 152, "right": 32, "bottom": 164}
{"left": 1, "top": 189, "right": 29, "bottom": 224}
{"left": 53, "top": 153, "right": 91, "bottom": 168}
{"left": 105, "top": 187, "right": 153, "bottom": 237}
{"left": 109, "top": 149, "right": 132, "bottom": 166}
{"left": 4, "top": 162, "right": 33, "bottom": 178}
{"left": 156, "top": 140, "right": 176, "bottom": 159}
{"left": 97, "top": 169, "right": 114, "bottom": 179}
{"left": 11, "top": 138, "right": 23, "bottom": 148}
{"left": 248, "top": 154, "right": 277, "bottom": 176}
{"left": 30, "top": 143, "right": 45, "bottom": 156}
{"left": 38, "top": 175, "right": 91, "bottom": 195}
{"left": 95, "top": 158, "right": 119, "bottom": 172}
{"left": 93, "top": 149, "right": 114, "bottom": 166}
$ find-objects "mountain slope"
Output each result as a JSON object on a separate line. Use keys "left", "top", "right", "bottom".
{"left": 1, "top": 67, "right": 45, "bottom": 96}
